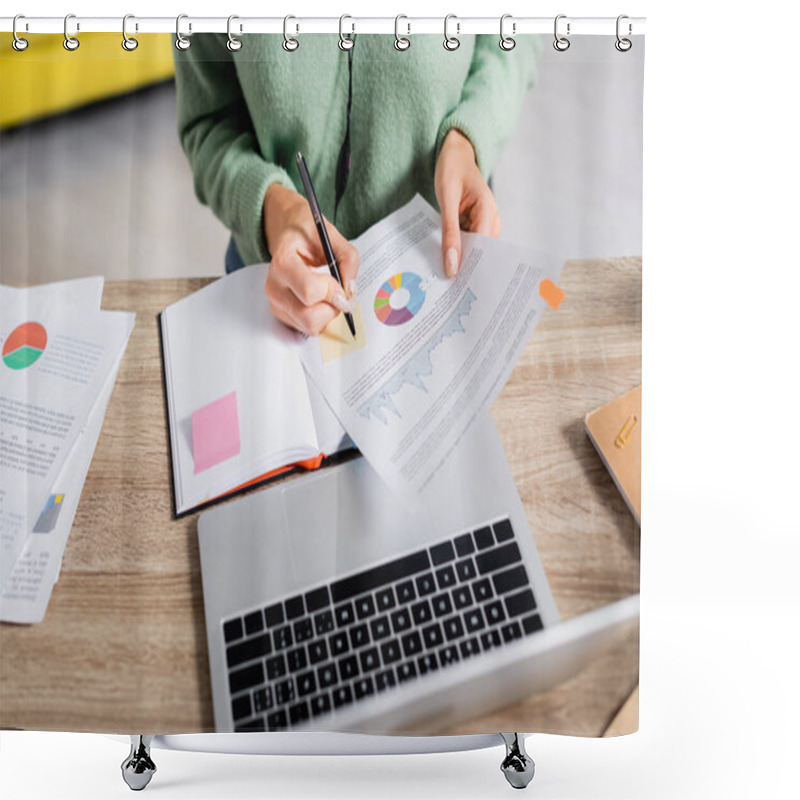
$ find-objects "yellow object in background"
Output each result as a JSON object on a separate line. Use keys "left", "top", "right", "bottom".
{"left": 0, "top": 33, "right": 175, "bottom": 129}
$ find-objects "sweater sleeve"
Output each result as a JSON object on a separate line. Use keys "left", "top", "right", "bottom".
{"left": 436, "top": 34, "right": 541, "bottom": 179}
{"left": 173, "top": 34, "right": 296, "bottom": 265}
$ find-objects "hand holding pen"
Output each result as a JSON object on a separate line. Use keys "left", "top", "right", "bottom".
{"left": 262, "top": 177, "right": 359, "bottom": 337}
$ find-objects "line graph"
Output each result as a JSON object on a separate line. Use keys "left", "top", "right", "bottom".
{"left": 357, "top": 289, "right": 476, "bottom": 424}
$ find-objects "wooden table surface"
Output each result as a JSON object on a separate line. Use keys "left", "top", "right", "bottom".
{"left": 0, "top": 258, "right": 641, "bottom": 736}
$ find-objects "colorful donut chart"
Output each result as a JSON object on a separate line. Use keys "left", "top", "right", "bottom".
{"left": 2, "top": 321, "right": 47, "bottom": 370}
{"left": 374, "top": 272, "right": 426, "bottom": 326}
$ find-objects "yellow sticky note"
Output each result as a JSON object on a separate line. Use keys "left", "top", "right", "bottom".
{"left": 320, "top": 304, "right": 367, "bottom": 363}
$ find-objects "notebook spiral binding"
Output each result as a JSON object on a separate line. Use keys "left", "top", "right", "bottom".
{"left": 6, "top": 14, "right": 637, "bottom": 54}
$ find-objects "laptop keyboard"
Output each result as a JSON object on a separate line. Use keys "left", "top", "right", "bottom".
{"left": 222, "top": 517, "right": 544, "bottom": 731}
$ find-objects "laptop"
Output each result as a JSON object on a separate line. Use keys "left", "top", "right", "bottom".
{"left": 198, "top": 414, "right": 639, "bottom": 734}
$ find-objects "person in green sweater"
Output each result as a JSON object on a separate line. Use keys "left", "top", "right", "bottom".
{"left": 174, "top": 34, "right": 538, "bottom": 335}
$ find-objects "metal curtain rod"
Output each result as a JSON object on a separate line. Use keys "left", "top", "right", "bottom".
{"left": 0, "top": 16, "right": 646, "bottom": 36}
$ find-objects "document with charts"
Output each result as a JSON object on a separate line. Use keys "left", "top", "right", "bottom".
{"left": 300, "top": 195, "right": 563, "bottom": 497}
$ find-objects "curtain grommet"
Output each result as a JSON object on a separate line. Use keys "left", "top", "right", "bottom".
{"left": 553, "top": 14, "right": 570, "bottom": 51}
{"left": 175, "top": 14, "right": 191, "bottom": 51}
{"left": 63, "top": 13, "right": 80, "bottom": 51}
{"left": 443, "top": 14, "right": 460, "bottom": 51}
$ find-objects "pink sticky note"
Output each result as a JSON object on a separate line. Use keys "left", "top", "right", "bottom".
{"left": 192, "top": 391, "right": 241, "bottom": 474}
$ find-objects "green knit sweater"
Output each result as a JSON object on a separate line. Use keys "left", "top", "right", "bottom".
{"left": 174, "top": 34, "right": 539, "bottom": 266}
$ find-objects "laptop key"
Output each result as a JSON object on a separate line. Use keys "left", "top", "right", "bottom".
{"left": 522, "top": 614, "right": 544, "bottom": 635}
{"left": 310, "top": 693, "right": 332, "bottom": 717}
{"left": 305, "top": 586, "right": 331, "bottom": 613}
{"left": 286, "top": 647, "right": 307, "bottom": 673}
{"left": 339, "top": 655, "right": 359, "bottom": 681}
{"left": 501, "top": 621, "right": 523, "bottom": 643}
{"left": 308, "top": 640, "right": 329, "bottom": 665}
{"left": 332, "top": 685, "right": 354, "bottom": 709}
{"left": 370, "top": 616, "right": 391, "bottom": 641}
{"left": 314, "top": 610, "right": 334, "bottom": 636}
{"left": 435, "top": 565, "right": 456, "bottom": 589}
{"left": 274, "top": 678, "right": 295, "bottom": 705}
{"left": 293, "top": 618, "right": 314, "bottom": 644}
{"left": 273, "top": 625, "right": 293, "bottom": 651}
{"left": 492, "top": 518, "right": 515, "bottom": 542}
{"left": 454, "top": 533, "right": 475, "bottom": 557}
{"left": 396, "top": 580, "right": 416, "bottom": 604}
{"left": 376, "top": 588, "right": 396, "bottom": 612}
{"left": 231, "top": 693, "right": 252, "bottom": 721}
{"left": 289, "top": 701, "right": 310, "bottom": 726}
{"left": 229, "top": 662, "right": 264, "bottom": 696}
{"left": 484, "top": 600, "right": 506, "bottom": 626}
{"left": 417, "top": 653, "right": 439, "bottom": 675}
{"left": 381, "top": 639, "right": 402, "bottom": 664}
{"left": 438, "top": 646, "right": 460, "bottom": 667}
{"left": 266, "top": 654, "right": 287, "bottom": 680}
{"left": 411, "top": 599, "right": 433, "bottom": 625}
{"left": 475, "top": 541, "right": 521, "bottom": 575}
{"left": 223, "top": 618, "right": 244, "bottom": 644}
{"left": 401, "top": 631, "right": 423, "bottom": 657}
{"left": 329, "top": 631, "right": 350, "bottom": 656}
{"left": 397, "top": 661, "right": 418, "bottom": 683}
{"left": 459, "top": 637, "right": 480, "bottom": 659}
{"left": 360, "top": 647, "right": 381, "bottom": 673}
{"left": 480, "top": 629, "right": 502, "bottom": 651}
{"left": 464, "top": 608, "right": 486, "bottom": 633}
{"left": 317, "top": 664, "right": 337, "bottom": 689}
{"left": 296, "top": 670, "right": 317, "bottom": 697}
{"left": 452, "top": 585, "right": 473, "bottom": 610}
{"left": 505, "top": 589, "right": 537, "bottom": 618}
{"left": 432, "top": 593, "right": 453, "bottom": 618}
{"left": 472, "top": 578, "right": 493, "bottom": 602}
{"left": 473, "top": 526, "right": 494, "bottom": 550}
{"left": 430, "top": 540, "right": 456, "bottom": 565}
{"left": 264, "top": 603, "right": 284, "bottom": 628}
{"left": 349, "top": 623, "right": 370, "bottom": 650}
{"left": 375, "top": 668, "right": 397, "bottom": 692}
{"left": 390, "top": 608, "right": 412, "bottom": 633}
{"left": 422, "top": 623, "right": 444, "bottom": 649}
{"left": 226, "top": 633, "right": 272, "bottom": 669}
{"left": 244, "top": 610, "right": 264, "bottom": 635}
{"left": 443, "top": 616, "right": 464, "bottom": 641}
{"left": 355, "top": 595, "right": 376, "bottom": 620}
{"left": 335, "top": 602, "right": 355, "bottom": 628}
{"left": 456, "top": 558, "right": 477, "bottom": 582}
{"left": 266, "top": 709, "right": 288, "bottom": 731}
{"left": 254, "top": 687, "right": 273, "bottom": 713}
{"left": 415, "top": 573, "right": 436, "bottom": 597}
{"left": 354, "top": 676, "right": 375, "bottom": 699}
{"left": 285, "top": 595, "right": 305, "bottom": 620}
{"left": 492, "top": 565, "right": 529, "bottom": 596}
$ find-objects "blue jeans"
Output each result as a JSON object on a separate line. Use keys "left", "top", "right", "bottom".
{"left": 224, "top": 237, "right": 246, "bottom": 274}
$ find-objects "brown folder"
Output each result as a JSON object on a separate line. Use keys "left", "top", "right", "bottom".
{"left": 585, "top": 385, "right": 641, "bottom": 524}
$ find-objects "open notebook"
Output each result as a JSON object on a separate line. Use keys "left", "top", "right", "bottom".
{"left": 160, "top": 264, "right": 351, "bottom": 515}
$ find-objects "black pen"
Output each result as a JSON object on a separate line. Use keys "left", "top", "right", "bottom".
{"left": 295, "top": 151, "right": 356, "bottom": 339}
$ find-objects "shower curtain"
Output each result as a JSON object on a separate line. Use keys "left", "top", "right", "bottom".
{"left": 0, "top": 21, "right": 643, "bottom": 741}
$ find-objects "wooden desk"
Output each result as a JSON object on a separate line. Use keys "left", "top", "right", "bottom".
{"left": 0, "top": 257, "right": 640, "bottom": 736}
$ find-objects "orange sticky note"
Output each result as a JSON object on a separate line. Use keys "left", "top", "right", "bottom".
{"left": 539, "top": 279, "right": 565, "bottom": 310}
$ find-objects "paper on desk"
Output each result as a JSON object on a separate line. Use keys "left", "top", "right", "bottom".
{"left": 300, "top": 195, "right": 562, "bottom": 497}
{"left": 0, "top": 330, "right": 130, "bottom": 624}
{"left": 0, "top": 283, "right": 134, "bottom": 589}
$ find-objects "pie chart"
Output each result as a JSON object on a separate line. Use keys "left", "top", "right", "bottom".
{"left": 3, "top": 322, "right": 47, "bottom": 370}
{"left": 374, "top": 272, "right": 426, "bottom": 326}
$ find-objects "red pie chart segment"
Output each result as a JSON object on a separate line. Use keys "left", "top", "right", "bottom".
{"left": 3, "top": 322, "right": 47, "bottom": 370}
